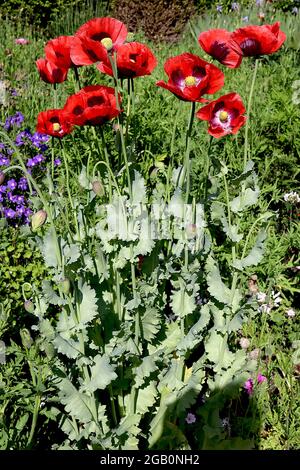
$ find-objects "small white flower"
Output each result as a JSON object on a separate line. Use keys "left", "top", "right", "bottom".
{"left": 272, "top": 291, "right": 282, "bottom": 307}
{"left": 257, "top": 292, "right": 267, "bottom": 303}
{"left": 283, "top": 191, "right": 300, "bottom": 204}
{"left": 286, "top": 308, "right": 296, "bottom": 318}
{"left": 259, "top": 304, "right": 271, "bottom": 314}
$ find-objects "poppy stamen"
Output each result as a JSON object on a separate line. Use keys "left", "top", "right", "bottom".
{"left": 184, "top": 75, "right": 197, "bottom": 87}
{"left": 101, "top": 37, "right": 113, "bottom": 51}
{"left": 53, "top": 122, "right": 61, "bottom": 132}
{"left": 219, "top": 111, "right": 229, "bottom": 122}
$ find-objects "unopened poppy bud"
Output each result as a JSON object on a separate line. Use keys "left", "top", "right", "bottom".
{"left": 150, "top": 168, "right": 159, "bottom": 180}
{"left": 31, "top": 210, "right": 47, "bottom": 231}
{"left": 24, "top": 300, "right": 34, "bottom": 314}
{"left": 0, "top": 171, "right": 5, "bottom": 184}
{"left": 126, "top": 32, "right": 135, "bottom": 42}
{"left": 101, "top": 37, "right": 113, "bottom": 51}
{"left": 59, "top": 278, "right": 71, "bottom": 294}
{"left": 92, "top": 180, "right": 104, "bottom": 196}
{"left": 219, "top": 111, "right": 229, "bottom": 122}
{"left": 184, "top": 75, "right": 197, "bottom": 87}
{"left": 20, "top": 328, "right": 33, "bottom": 349}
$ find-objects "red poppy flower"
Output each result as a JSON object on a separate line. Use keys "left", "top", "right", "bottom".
{"left": 63, "top": 85, "right": 121, "bottom": 126}
{"left": 196, "top": 92, "right": 246, "bottom": 138}
{"left": 36, "top": 58, "right": 68, "bottom": 84}
{"left": 45, "top": 35, "right": 75, "bottom": 69}
{"left": 71, "top": 17, "right": 127, "bottom": 66}
{"left": 36, "top": 109, "right": 73, "bottom": 138}
{"left": 231, "top": 22, "right": 286, "bottom": 57}
{"left": 156, "top": 53, "right": 224, "bottom": 102}
{"left": 198, "top": 29, "right": 242, "bottom": 69}
{"left": 97, "top": 42, "right": 157, "bottom": 78}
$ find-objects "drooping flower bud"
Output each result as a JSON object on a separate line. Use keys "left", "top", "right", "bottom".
{"left": 0, "top": 171, "right": 5, "bottom": 184}
{"left": 24, "top": 300, "right": 34, "bottom": 313}
{"left": 92, "top": 180, "right": 105, "bottom": 197}
{"left": 186, "top": 223, "right": 197, "bottom": 239}
{"left": 59, "top": 278, "right": 71, "bottom": 295}
{"left": 31, "top": 209, "right": 47, "bottom": 231}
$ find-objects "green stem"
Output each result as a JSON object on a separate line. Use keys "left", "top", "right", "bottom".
{"left": 244, "top": 59, "right": 259, "bottom": 169}
{"left": 108, "top": 53, "right": 132, "bottom": 199}
{"left": 97, "top": 126, "right": 113, "bottom": 202}
{"left": 73, "top": 67, "right": 82, "bottom": 90}
{"left": 27, "top": 395, "right": 41, "bottom": 448}
{"left": 223, "top": 170, "right": 238, "bottom": 301}
{"left": 184, "top": 101, "right": 196, "bottom": 204}
{"left": 60, "top": 142, "right": 80, "bottom": 240}
{"left": 204, "top": 135, "right": 213, "bottom": 204}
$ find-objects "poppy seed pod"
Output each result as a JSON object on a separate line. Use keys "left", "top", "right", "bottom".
{"left": 0, "top": 171, "right": 5, "bottom": 185}
{"left": 31, "top": 209, "right": 47, "bottom": 231}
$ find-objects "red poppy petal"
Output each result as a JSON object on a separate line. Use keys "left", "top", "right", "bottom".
{"left": 196, "top": 102, "right": 213, "bottom": 121}
{"left": 97, "top": 61, "right": 113, "bottom": 76}
{"left": 199, "top": 29, "right": 242, "bottom": 68}
{"left": 75, "top": 17, "right": 127, "bottom": 47}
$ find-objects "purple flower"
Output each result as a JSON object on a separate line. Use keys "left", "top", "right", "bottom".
{"left": 16, "top": 205, "right": 26, "bottom": 215}
{"left": 292, "top": 7, "right": 298, "bottom": 15}
{"left": 231, "top": 2, "right": 239, "bottom": 11}
{"left": 15, "top": 129, "right": 32, "bottom": 146}
{"left": 54, "top": 158, "right": 61, "bottom": 166}
{"left": 3, "top": 207, "right": 16, "bottom": 218}
{"left": 33, "top": 154, "right": 45, "bottom": 164}
{"left": 7, "top": 179, "right": 17, "bottom": 190}
{"left": 10, "top": 89, "right": 18, "bottom": 97}
{"left": 185, "top": 412, "right": 196, "bottom": 424}
{"left": 26, "top": 158, "right": 36, "bottom": 168}
{"left": 0, "top": 156, "right": 10, "bottom": 166}
{"left": 244, "top": 378, "right": 254, "bottom": 396}
{"left": 0, "top": 185, "right": 7, "bottom": 193}
{"left": 256, "top": 0, "right": 263, "bottom": 6}
{"left": 242, "top": 16, "right": 249, "bottom": 22}
{"left": 30, "top": 132, "right": 50, "bottom": 148}
{"left": 216, "top": 5, "right": 222, "bottom": 12}
{"left": 18, "top": 177, "right": 28, "bottom": 191}
{"left": 257, "top": 373, "right": 267, "bottom": 384}
{"left": 4, "top": 112, "right": 24, "bottom": 131}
